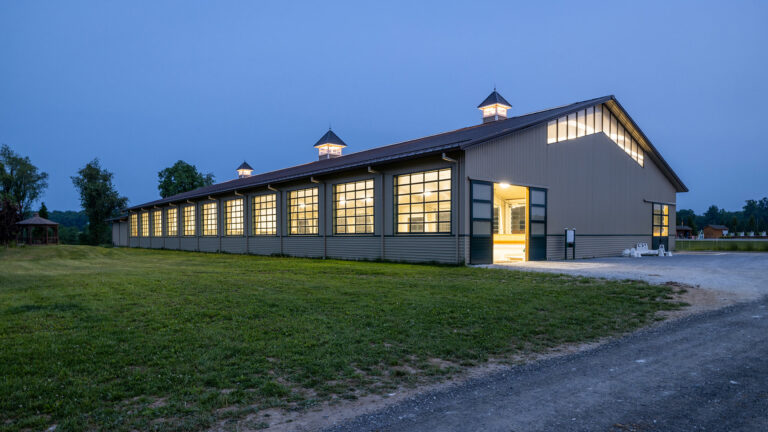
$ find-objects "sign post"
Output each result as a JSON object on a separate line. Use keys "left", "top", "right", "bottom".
{"left": 564, "top": 228, "right": 576, "bottom": 260}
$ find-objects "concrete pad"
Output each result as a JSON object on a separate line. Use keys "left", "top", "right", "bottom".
{"left": 485, "top": 252, "right": 768, "bottom": 299}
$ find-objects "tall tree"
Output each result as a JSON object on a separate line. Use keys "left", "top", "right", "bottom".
{"left": 0, "top": 197, "right": 21, "bottom": 244}
{"left": 157, "top": 160, "right": 215, "bottom": 198}
{"left": 0, "top": 144, "right": 49, "bottom": 216}
{"left": 38, "top": 202, "right": 49, "bottom": 219}
{"left": 71, "top": 159, "right": 127, "bottom": 245}
{"left": 702, "top": 205, "right": 720, "bottom": 225}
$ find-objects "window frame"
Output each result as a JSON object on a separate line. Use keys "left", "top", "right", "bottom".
{"left": 141, "top": 212, "right": 149, "bottom": 237}
{"left": 153, "top": 210, "right": 162, "bottom": 237}
{"left": 333, "top": 178, "right": 375, "bottom": 235}
{"left": 130, "top": 213, "right": 138, "bottom": 237}
{"left": 225, "top": 198, "right": 244, "bottom": 236}
{"left": 183, "top": 204, "right": 196, "bottom": 237}
{"left": 202, "top": 202, "right": 218, "bottom": 236}
{"left": 394, "top": 167, "right": 452, "bottom": 235}
{"left": 652, "top": 203, "right": 669, "bottom": 238}
{"left": 166, "top": 207, "right": 178, "bottom": 237}
{"left": 288, "top": 187, "right": 319, "bottom": 236}
{"left": 251, "top": 193, "right": 278, "bottom": 236}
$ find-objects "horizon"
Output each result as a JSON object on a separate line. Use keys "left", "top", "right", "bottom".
{"left": 2, "top": 1, "right": 766, "bottom": 214}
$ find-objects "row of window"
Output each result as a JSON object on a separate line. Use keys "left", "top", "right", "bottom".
{"left": 129, "top": 169, "right": 452, "bottom": 237}
{"left": 546, "top": 103, "right": 645, "bottom": 166}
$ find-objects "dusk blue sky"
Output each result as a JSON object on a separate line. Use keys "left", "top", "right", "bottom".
{"left": 2, "top": 1, "right": 766, "bottom": 213}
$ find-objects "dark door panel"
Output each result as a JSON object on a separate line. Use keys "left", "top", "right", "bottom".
{"left": 470, "top": 181, "right": 493, "bottom": 264}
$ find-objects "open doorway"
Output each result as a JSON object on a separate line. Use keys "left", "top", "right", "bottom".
{"left": 492, "top": 183, "right": 528, "bottom": 262}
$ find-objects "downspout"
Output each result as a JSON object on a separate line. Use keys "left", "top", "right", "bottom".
{"left": 311, "top": 177, "right": 326, "bottom": 259}
{"left": 369, "top": 166, "right": 384, "bottom": 260}
{"left": 442, "top": 153, "right": 460, "bottom": 264}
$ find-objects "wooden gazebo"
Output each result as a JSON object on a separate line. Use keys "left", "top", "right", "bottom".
{"left": 16, "top": 213, "right": 59, "bottom": 245}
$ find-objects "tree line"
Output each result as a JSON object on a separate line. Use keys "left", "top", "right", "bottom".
{"left": 1, "top": 144, "right": 214, "bottom": 245}
{"left": 677, "top": 198, "right": 768, "bottom": 235}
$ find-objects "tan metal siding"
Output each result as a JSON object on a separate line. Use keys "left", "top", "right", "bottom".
{"left": 282, "top": 237, "right": 324, "bottom": 258}
{"left": 164, "top": 237, "right": 180, "bottom": 250}
{"left": 384, "top": 237, "right": 461, "bottom": 263}
{"left": 326, "top": 237, "right": 381, "bottom": 260}
{"left": 221, "top": 237, "right": 247, "bottom": 254}
{"left": 179, "top": 237, "right": 197, "bottom": 251}
{"left": 547, "top": 235, "right": 651, "bottom": 259}
{"left": 199, "top": 237, "right": 219, "bottom": 253}
{"left": 247, "top": 236, "right": 281, "bottom": 255}
{"left": 465, "top": 124, "right": 679, "bottom": 259}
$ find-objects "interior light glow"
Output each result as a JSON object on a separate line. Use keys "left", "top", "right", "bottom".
{"left": 498, "top": 183, "right": 511, "bottom": 189}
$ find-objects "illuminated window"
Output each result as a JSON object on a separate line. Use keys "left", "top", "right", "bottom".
{"left": 166, "top": 208, "right": 178, "bottom": 236}
{"left": 546, "top": 103, "right": 645, "bottom": 166}
{"left": 395, "top": 168, "right": 451, "bottom": 234}
{"left": 547, "top": 120, "right": 557, "bottom": 144}
{"left": 202, "top": 202, "right": 218, "bottom": 236}
{"left": 183, "top": 205, "right": 196, "bottom": 236}
{"left": 153, "top": 210, "right": 162, "bottom": 237}
{"left": 288, "top": 187, "right": 318, "bottom": 235}
{"left": 576, "top": 109, "right": 586, "bottom": 137}
{"left": 225, "top": 199, "right": 244, "bottom": 236}
{"left": 334, "top": 179, "right": 374, "bottom": 234}
{"left": 252, "top": 194, "right": 277, "bottom": 235}
{"left": 653, "top": 203, "right": 669, "bottom": 237}
{"left": 141, "top": 212, "right": 149, "bottom": 237}
{"left": 557, "top": 116, "right": 567, "bottom": 141}
{"left": 130, "top": 213, "right": 138, "bottom": 237}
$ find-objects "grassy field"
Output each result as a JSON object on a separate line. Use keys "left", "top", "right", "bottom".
{"left": 676, "top": 239, "right": 768, "bottom": 252}
{"left": 0, "top": 246, "right": 682, "bottom": 431}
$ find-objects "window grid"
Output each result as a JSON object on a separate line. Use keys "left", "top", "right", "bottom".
{"left": 166, "top": 208, "right": 178, "bottom": 237}
{"left": 183, "top": 205, "right": 196, "bottom": 236}
{"left": 141, "top": 212, "right": 149, "bottom": 237}
{"left": 202, "top": 202, "right": 218, "bottom": 236}
{"left": 546, "top": 103, "right": 644, "bottom": 166}
{"left": 653, "top": 203, "right": 669, "bottom": 237}
{"left": 153, "top": 210, "right": 162, "bottom": 237}
{"left": 252, "top": 194, "right": 277, "bottom": 235}
{"left": 395, "top": 168, "right": 452, "bottom": 234}
{"left": 130, "top": 213, "right": 138, "bottom": 237}
{"left": 288, "top": 187, "right": 318, "bottom": 235}
{"left": 334, "top": 179, "right": 374, "bottom": 234}
{"left": 225, "top": 199, "right": 244, "bottom": 236}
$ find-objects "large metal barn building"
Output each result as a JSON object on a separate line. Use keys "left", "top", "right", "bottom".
{"left": 112, "top": 92, "right": 687, "bottom": 264}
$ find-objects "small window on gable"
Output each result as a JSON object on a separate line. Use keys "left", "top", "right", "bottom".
{"left": 547, "top": 103, "right": 645, "bottom": 167}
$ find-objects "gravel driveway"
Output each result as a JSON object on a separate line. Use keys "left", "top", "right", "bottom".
{"left": 487, "top": 252, "right": 768, "bottom": 299}
{"left": 326, "top": 298, "right": 768, "bottom": 432}
{"left": 324, "top": 252, "right": 768, "bottom": 432}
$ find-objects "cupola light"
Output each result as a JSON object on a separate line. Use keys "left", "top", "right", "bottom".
{"left": 236, "top": 161, "right": 254, "bottom": 179}
{"left": 313, "top": 128, "right": 348, "bottom": 160}
{"left": 477, "top": 88, "right": 512, "bottom": 123}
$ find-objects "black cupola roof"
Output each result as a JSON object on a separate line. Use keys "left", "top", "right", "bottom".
{"left": 237, "top": 161, "right": 253, "bottom": 171}
{"left": 477, "top": 90, "right": 511, "bottom": 108}
{"left": 313, "top": 129, "right": 347, "bottom": 148}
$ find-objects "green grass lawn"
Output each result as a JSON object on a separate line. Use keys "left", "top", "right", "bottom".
{"left": 0, "top": 246, "right": 681, "bottom": 431}
{"left": 676, "top": 239, "right": 768, "bottom": 252}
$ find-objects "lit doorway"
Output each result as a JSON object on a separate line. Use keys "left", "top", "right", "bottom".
{"left": 492, "top": 183, "right": 528, "bottom": 262}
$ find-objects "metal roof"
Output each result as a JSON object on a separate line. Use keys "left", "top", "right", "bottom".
{"left": 126, "top": 95, "right": 687, "bottom": 211}
{"left": 477, "top": 90, "right": 511, "bottom": 108}
{"left": 313, "top": 129, "right": 347, "bottom": 148}
{"left": 17, "top": 214, "right": 59, "bottom": 226}
{"left": 705, "top": 225, "right": 729, "bottom": 230}
{"left": 237, "top": 161, "right": 253, "bottom": 171}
